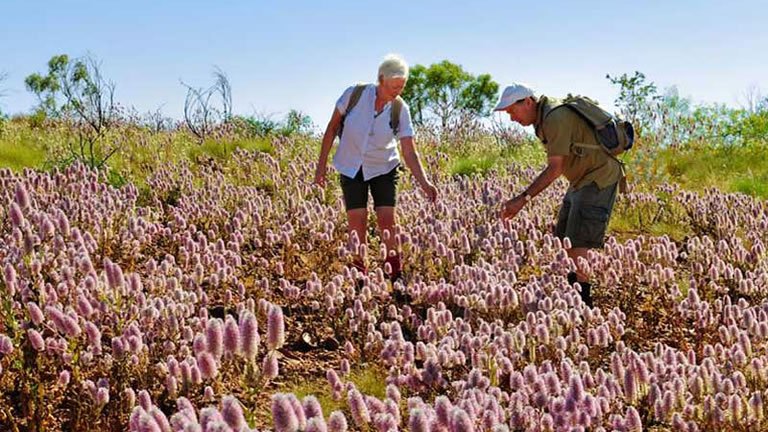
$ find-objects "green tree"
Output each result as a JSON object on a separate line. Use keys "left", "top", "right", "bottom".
{"left": 606, "top": 71, "right": 661, "bottom": 136}
{"left": 608, "top": 72, "right": 768, "bottom": 148}
{"left": 24, "top": 54, "right": 70, "bottom": 118}
{"left": 402, "top": 60, "right": 499, "bottom": 129}
{"left": 759, "top": 97, "right": 768, "bottom": 112}
{"left": 25, "top": 54, "right": 120, "bottom": 167}
{"left": 281, "top": 109, "right": 313, "bottom": 136}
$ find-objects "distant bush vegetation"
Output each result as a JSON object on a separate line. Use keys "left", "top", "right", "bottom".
{"left": 2, "top": 55, "right": 768, "bottom": 198}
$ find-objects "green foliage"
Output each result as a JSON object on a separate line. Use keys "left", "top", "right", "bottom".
{"left": 608, "top": 71, "right": 768, "bottom": 151}
{"left": 0, "top": 122, "right": 49, "bottom": 171}
{"left": 733, "top": 176, "right": 768, "bottom": 198}
{"left": 0, "top": 143, "right": 46, "bottom": 172}
{"left": 402, "top": 60, "right": 499, "bottom": 129}
{"left": 25, "top": 54, "right": 121, "bottom": 170}
{"left": 233, "top": 115, "right": 280, "bottom": 137}
{"left": 610, "top": 205, "right": 690, "bottom": 243}
{"left": 451, "top": 154, "right": 497, "bottom": 177}
{"left": 186, "top": 137, "right": 273, "bottom": 162}
{"left": 26, "top": 110, "right": 48, "bottom": 129}
{"left": 447, "top": 135, "right": 543, "bottom": 177}
{"left": 623, "top": 145, "right": 669, "bottom": 189}
{"left": 282, "top": 109, "right": 313, "bottom": 136}
{"left": 24, "top": 54, "right": 70, "bottom": 117}
{"left": 606, "top": 71, "right": 661, "bottom": 136}
{"left": 733, "top": 109, "right": 768, "bottom": 145}
{"left": 233, "top": 110, "right": 314, "bottom": 139}
{"left": 659, "top": 143, "right": 768, "bottom": 199}
{"left": 280, "top": 366, "right": 387, "bottom": 418}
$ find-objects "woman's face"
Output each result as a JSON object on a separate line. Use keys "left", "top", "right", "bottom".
{"left": 379, "top": 76, "right": 407, "bottom": 99}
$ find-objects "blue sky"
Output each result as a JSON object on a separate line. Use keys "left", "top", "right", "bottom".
{"left": 1, "top": 0, "right": 766, "bottom": 129}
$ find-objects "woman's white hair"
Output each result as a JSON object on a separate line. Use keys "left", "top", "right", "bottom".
{"left": 378, "top": 54, "right": 409, "bottom": 80}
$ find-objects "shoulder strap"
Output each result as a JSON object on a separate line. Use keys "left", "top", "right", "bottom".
{"left": 536, "top": 98, "right": 565, "bottom": 144}
{"left": 390, "top": 96, "right": 403, "bottom": 136}
{"left": 345, "top": 84, "right": 367, "bottom": 115}
{"left": 542, "top": 96, "right": 611, "bottom": 129}
{"left": 545, "top": 96, "right": 628, "bottom": 191}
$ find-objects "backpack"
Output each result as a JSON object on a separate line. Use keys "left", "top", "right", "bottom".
{"left": 544, "top": 94, "right": 635, "bottom": 156}
{"left": 337, "top": 84, "right": 404, "bottom": 139}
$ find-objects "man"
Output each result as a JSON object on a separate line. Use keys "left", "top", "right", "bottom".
{"left": 496, "top": 83, "right": 623, "bottom": 307}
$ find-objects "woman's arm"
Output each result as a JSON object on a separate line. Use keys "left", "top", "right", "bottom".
{"left": 400, "top": 136, "right": 437, "bottom": 202}
{"left": 314, "top": 108, "right": 343, "bottom": 187}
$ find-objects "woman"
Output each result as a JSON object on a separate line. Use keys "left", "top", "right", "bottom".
{"left": 314, "top": 54, "right": 437, "bottom": 282}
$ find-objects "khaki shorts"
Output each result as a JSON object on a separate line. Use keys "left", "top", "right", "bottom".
{"left": 555, "top": 182, "right": 618, "bottom": 248}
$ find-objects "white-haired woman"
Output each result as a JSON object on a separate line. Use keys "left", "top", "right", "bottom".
{"left": 314, "top": 54, "right": 437, "bottom": 282}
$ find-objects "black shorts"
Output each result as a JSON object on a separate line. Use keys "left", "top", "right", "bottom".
{"left": 340, "top": 167, "right": 399, "bottom": 211}
{"left": 555, "top": 182, "right": 618, "bottom": 248}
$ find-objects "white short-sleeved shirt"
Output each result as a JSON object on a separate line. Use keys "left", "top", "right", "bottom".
{"left": 332, "top": 84, "right": 415, "bottom": 181}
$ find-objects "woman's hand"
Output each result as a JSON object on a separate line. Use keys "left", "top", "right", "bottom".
{"left": 313, "top": 164, "right": 327, "bottom": 188}
{"left": 421, "top": 181, "right": 438, "bottom": 203}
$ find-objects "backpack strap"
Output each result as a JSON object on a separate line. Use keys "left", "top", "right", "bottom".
{"left": 390, "top": 96, "right": 403, "bottom": 137}
{"left": 337, "top": 84, "right": 367, "bottom": 138}
{"left": 345, "top": 84, "right": 367, "bottom": 115}
{"left": 341, "top": 85, "right": 404, "bottom": 138}
{"left": 544, "top": 100, "right": 629, "bottom": 192}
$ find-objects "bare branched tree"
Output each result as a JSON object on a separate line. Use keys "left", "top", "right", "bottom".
{"left": 0, "top": 71, "right": 8, "bottom": 118}
{"left": 61, "top": 57, "right": 118, "bottom": 134}
{"left": 0, "top": 71, "right": 8, "bottom": 99}
{"left": 213, "top": 67, "right": 232, "bottom": 121}
{"left": 0, "top": 71, "right": 8, "bottom": 134}
{"left": 740, "top": 83, "right": 763, "bottom": 114}
{"left": 143, "top": 104, "right": 173, "bottom": 133}
{"left": 58, "top": 56, "right": 121, "bottom": 168}
{"left": 181, "top": 67, "right": 233, "bottom": 142}
{"left": 182, "top": 82, "right": 216, "bottom": 142}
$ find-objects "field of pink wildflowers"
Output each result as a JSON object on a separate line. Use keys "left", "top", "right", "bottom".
{"left": 1, "top": 135, "right": 768, "bottom": 432}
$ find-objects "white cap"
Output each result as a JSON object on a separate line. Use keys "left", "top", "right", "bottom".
{"left": 493, "top": 83, "right": 535, "bottom": 111}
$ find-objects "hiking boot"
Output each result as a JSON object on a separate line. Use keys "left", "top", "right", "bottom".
{"left": 350, "top": 259, "right": 367, "bottom": 290}
{"left": 568, "top": 272, "right": 593, "bottom": 307}
{"left": 392, "top": 285, "right": 413, "bottom": 304}
{"left": 385, "top": 254, "right": 402, "bottom": 283}
{"left": 579, "top": 281, "right": 593, "bottom": 308}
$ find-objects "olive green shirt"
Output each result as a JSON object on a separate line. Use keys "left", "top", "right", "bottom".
{"left": 534, "top": 96, "right": 623, "bottom": 190}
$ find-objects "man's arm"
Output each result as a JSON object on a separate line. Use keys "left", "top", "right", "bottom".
{"left": 501, "top": 155, "right": 564, "bottom": 220}
{"left": 521, "top": 155, "right": 565, "bottom": 199}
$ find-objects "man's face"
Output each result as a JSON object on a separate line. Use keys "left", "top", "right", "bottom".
{"left": 503, "top": 98, "right": 536, "bottom": 126}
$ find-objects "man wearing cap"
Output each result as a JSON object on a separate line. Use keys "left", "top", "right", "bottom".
{"left": 495, "top": 83, "right": 623, "bottom": 307}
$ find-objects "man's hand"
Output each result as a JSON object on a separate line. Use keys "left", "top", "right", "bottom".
{"left": 421, "top": 181, "right": 438, "bottom": 203}
{"left": 500, "top": 195, "right": 527, "bottom": 220}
